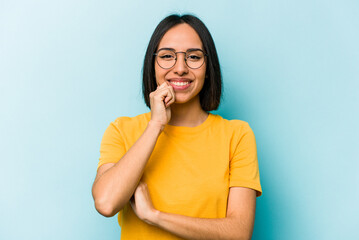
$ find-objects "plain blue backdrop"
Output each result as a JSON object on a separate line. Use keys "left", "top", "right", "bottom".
{"left": 1, "top": 0, "right": 358, "bottom": 239}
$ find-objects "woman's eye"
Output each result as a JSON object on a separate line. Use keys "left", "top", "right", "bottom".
{"left": 160, "top": 54, "right": 175, "bottom": 59}
{"left": 188, "top": 55, "right": 201, "bottom": 60}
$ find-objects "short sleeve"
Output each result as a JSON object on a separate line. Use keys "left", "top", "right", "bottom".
{"left": 229, "top": 122, "right": 262, "bottom": 197}
{"left": 97, "top": 121, "right": 127, "bottom": 171}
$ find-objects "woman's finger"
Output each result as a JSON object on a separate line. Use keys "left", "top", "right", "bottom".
{"left": 154, "top": 87, "right": 172, "bottom": 101}
{"left": 157, "top": 82, "right": 167, "bottom": 90}
{"left": 166, "top": 96, "right": 175, "bottom": 107}
{"left": 168, "top": 85, "right": 175, "bottom": 102}
{"left": 164, "top": 95, "right": 171, "bottom": 105}
{"left": 164, "top": 86, "right": 175, "bottom": 107}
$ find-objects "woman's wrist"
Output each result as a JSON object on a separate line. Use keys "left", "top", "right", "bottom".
{"left": 146, "top": 209, "right": 161, "bottom": 226}
{"left": 147, "top": 120, "right": 165, "bottom": 134}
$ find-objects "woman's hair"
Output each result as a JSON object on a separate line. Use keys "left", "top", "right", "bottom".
{"left": 142, "top": 14, "right": 222, "bottom": 111}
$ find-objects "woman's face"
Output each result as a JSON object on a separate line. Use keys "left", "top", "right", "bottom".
{"left": 154, "top": 23, "right": 206, "bottom": 105}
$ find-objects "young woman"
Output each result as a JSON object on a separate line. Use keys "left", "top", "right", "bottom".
{"left": 92, "top": 14, "right": 262, "bottom": 240}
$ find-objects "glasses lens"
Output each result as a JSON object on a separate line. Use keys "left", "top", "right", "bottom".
{"left": 156, "top": 50, "right": 176, "bottom": 69}
{"left": 155, "top": 49, "right": 206, "bottom": 69}
{"left": 186, "top": 50, "right": 205, "bottom": 69}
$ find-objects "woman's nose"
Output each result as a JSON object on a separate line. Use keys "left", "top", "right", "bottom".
{"left": 173, "top": 53, "right": 189, "bottom": 75}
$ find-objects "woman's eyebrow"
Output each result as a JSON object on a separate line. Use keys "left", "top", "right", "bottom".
{"left": 187, "top": 48, "right": 203, "bottom": 51}
{"left": 157, "top": 47, "right": 176, "bottom": 51}
{"left": 157, "top": 47, "right": 204, "bottom": 51}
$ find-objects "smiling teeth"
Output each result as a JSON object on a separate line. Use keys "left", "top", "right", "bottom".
{"left": 172, "top": 82, "right": 190, "bottom": 86}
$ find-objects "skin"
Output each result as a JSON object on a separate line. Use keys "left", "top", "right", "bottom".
{"left": 92, "top": 23, "right": 257, "bottom": 240}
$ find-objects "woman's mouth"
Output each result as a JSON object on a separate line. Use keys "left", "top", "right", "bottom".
{"left": 168, "top": 79, "right": 192, "bottom": 90}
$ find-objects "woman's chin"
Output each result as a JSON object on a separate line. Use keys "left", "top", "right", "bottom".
{"left": 172, "top": 95, "right": 200, "bottom": 106}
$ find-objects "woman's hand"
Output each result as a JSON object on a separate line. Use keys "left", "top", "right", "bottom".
{"left": 130, "top": 182, "right": 158, "bottom": 225}
{"left": 130, "top": 185, "right": 256, "bottom": 240}
{"left": 149, "top": 82, "right": 175, "bottom": 131}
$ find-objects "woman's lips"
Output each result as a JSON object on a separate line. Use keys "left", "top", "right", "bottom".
{"left": 168, "top": 80, "right": 192, "bottom": 90}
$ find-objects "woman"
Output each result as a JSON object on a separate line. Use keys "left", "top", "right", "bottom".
{"left": 92, "top": 14, "right": 262, "bottom": 240}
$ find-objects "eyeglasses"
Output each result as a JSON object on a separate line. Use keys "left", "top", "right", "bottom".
{"left": 154, "top": 48, "right": 207, "bottom": 69}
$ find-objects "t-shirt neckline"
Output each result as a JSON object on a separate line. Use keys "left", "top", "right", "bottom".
{"left": 163, "top": 113, "right": 215, "bottom": 134}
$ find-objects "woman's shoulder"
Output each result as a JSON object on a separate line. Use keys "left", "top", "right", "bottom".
{"left": 110, "top": 112, "right": 151, "bottom": 131}
{"left": 211, "top": 114, "right": 252, "bottom": 132}
{"left": 210, "top": 114, "right": 256, "bottom": 148}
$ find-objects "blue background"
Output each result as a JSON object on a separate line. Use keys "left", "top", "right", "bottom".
{"left": 1, "top": 0, "right": 358, "bottom": 239}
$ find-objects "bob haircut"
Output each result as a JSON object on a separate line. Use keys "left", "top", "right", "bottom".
{"left": 142, "top": 14, "right": 222, "bottom": 111}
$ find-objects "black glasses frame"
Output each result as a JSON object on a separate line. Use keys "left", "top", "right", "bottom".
{"left": 154, "top": 48, "right": 207, "bottom": 69}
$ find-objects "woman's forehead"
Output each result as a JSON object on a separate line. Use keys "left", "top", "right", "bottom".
{"left": 157, "top": 23, "right": 203, "bottom": 51}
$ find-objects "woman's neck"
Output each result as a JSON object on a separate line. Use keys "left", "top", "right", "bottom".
{"left": 168, "top": 97, "right": 209, "bottom": 127}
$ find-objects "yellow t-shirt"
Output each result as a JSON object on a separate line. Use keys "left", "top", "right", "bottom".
{"left": 98, "top": 112, "right": 262, "bottom": 239}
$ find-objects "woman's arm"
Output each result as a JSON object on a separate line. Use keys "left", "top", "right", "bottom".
{"left": 92, "top": 83, "right": 175, "bottom": 217}
{"left": 131, "top": 183, "right": 256, "bottom": 240}
{"left": 92, "top": 122, "right": 162, "bottom": 217}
